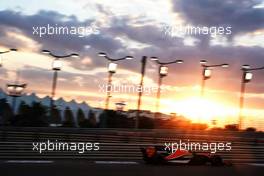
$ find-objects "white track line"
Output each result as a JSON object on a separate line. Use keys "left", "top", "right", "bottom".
{"left": 5, "top": 160, "right": 54, "bottom": 164}
{"left": 248, "top": 163, "right": 264, "bottom": 167}
{"left": 95, "top": 161, "right": 139, "bottom": 165}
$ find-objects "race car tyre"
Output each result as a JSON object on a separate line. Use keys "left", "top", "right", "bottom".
{"left": 210, "top": 155, "right": 223, "bottom": 166}
{"left": 189, "top": 155, "right": 209, "bottom": 165}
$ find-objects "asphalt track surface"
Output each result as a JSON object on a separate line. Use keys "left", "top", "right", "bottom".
{"left": 0, "top": 160, "right": 263, "bottom": 176}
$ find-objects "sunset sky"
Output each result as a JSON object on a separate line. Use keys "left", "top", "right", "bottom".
{"left": 0, "top": 0, "right": 264, "bottom": 130}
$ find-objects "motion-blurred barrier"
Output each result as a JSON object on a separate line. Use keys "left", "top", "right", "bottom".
{"left": 0, "top": 127, "right": 263, "bottom": 163}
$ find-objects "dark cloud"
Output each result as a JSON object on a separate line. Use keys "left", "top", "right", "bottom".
{"left": 172, "top": 0, "right": 264, "bottom": 35}
{"left": 108, "top": 17, "right": 184, "bottom": 48}
{"left": 0, "top": 10, "right": 124, "bottom": 54}
{"left": 19, "top": 65, "right": 104, "bottom": 91}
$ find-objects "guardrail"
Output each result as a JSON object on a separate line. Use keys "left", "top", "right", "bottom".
{"left": 0, "top": 127, "right": 263, "bottom": 163}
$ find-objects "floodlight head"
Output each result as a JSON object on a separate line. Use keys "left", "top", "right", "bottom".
{"left": 70, "top": 53, "right": 79, "bottom": 58}
{"left": 176, "top": 60, "right": 184, "bottom": 64}
{"left": 150, "top": 57, "right": 158, "bottom": 61}
{"left": 125, "top": 56, "right": 134, "bottom": 60}
{"left": 42, "top": 50, "right": 51, "bottom": 54}
{"left": 203, "top": 68, "right": 212, "bottom": 79}
{"left": 160, "top": 66, "right": 168, "bottom": 76}
{"left": 200, "top": 60, "right": 207, "bottom": 65}
{"left": 98, "top": 52, "right": 107, "bottom": 57}
{"left": 244, "top": 72, "right": 253, "bottom": 83}
{"left": 222, "top": 64, "right": 229, "bottom": 68}
{"left": 52, "top": 59, "right": 62, "bottom": 71}
{"left": 10, "top": 48, "right": 17, "bottom": 52}
{"left": 242, "top": 65, "right": 250, "bottom": 69}
{"left": 108, "top": 62, "right": 117, "bottom": 73}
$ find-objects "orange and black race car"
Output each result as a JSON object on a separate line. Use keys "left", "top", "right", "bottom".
{"left": 141, "top": 146, "right": 230, "bottom": 166}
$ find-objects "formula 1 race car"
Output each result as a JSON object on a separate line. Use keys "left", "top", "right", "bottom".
{"left": 141, "top": 146, "right": 228, "bottom": 166}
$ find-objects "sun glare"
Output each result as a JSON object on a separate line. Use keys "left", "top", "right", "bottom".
{"left": 162, "top": 97, "right": 236, "bottom": 126}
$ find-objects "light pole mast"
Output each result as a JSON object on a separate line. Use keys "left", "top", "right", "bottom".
{"left": 150, "top": 57, "right": 183, "bottom": 122}
{"left": 156, "top": 68, "right": 163, "bottom": 115}
{"left": 42, "top": 50, "right": 79, "bottom": 123}
{"left": 200, "top": 60, "right": 229, "bottom": 98}
{"left": 98, "top": 52, "right": 133, "bottom": 110}
{"left": 238, "top": 65, "right": 264, "bottom": 130}
{"left": 135, "top": 56, "right": 147, "bottom": 129}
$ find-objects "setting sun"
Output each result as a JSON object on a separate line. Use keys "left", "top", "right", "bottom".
{"left": 161, "top": 97, "right": 237, "bottom": 127}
